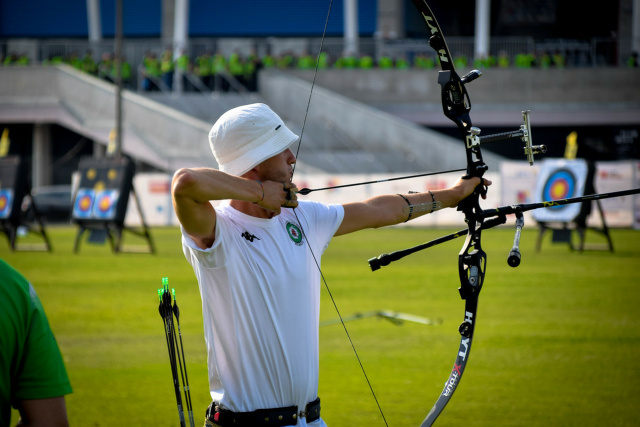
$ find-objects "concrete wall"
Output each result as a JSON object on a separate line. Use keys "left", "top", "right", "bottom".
{"left": 259, "top": 69, "right": 505, "bottom": 172}
{"left": 285, "top": 68, "right": 640, "bottom": 104}
{"left": 0, "top": 65, "right": 213, "bottom": 171}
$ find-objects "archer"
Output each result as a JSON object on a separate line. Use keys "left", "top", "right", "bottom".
{"left": 171, "top": 102, "right": 489, "bottom": 427}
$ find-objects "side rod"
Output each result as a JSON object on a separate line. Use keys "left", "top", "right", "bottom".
{"left": 369, "top": 216, "right": 507, "bottom": 271}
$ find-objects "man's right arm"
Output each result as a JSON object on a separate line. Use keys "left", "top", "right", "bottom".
{"left": 171, "top": 168, "right": 265, "bottom": 248}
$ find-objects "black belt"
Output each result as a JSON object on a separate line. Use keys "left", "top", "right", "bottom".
{"left": 205, "top": 397, "right": 320, "bottom": 427}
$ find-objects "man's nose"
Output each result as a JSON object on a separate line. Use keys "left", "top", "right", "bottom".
{"left": 285, "top": 148, "right": 296, "bottom": 163}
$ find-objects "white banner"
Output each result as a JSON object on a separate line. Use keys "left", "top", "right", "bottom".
{"left": 123, "top": 162, "right": 638, "bottom": 228}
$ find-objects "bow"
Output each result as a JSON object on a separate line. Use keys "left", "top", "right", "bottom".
{"left": 290, "top": 1, "right": 638, "bottom": 426}
{"left": 364, "top": 2, "right": 640, "bottom": 426}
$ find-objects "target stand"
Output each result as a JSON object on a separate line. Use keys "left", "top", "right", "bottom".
{"left": 71, "top": 156, "right": 155, "bottom": 254}
{"left": 0, "top": 156, "right": 52, "bottom": 252}
{"left": 533, "top": 159, "right": 613, "bottom": 252}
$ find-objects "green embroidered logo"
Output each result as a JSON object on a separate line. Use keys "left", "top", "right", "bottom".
{"left": 286, "top": 222, "right": 303, "bottom": 246}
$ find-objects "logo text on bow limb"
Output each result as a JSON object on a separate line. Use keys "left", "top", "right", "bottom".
{"left": 241, "top": 231, "right": 260, "bottom": 242}
{"left": 458, "top": 337, "right": 470, "bottom": 361}
{"left": 422, "top": 13, "right": 439, "bottom": 35}
{"left": 421, "top": 14, "right": 449, "bottom": 63}
{"left": 443, "top": 367, "right": 461, "bottom": 397}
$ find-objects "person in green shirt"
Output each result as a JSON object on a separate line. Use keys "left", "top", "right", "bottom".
{"left": 377, "top": 55, "right": 393, "bottom": 69}
{"left": 160, "top": 48, "right": 175, "bottom": 90}
{"left": 358, "top": 54, "right": 374, "bottom": 69}
{"left": 81, "top": 50, "right": 97, "bottom": 75}
{"left": 0, "top": 259, "right": 72, "bottom": 427}
{"left": 175, "top": 49, "right": 193, "bottom": 92}
{"left": 142, "top": 51, "right": 161, "bottom": 91}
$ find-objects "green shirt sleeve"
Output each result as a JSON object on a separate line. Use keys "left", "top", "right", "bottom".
{"left": 0, "top": 260, "right": 72, "bottom": 426}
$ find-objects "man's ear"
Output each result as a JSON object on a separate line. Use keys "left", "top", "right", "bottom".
{"left": 243, "top": 168, "right": 260, "bottom": 180}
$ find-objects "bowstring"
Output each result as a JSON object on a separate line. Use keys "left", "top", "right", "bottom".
{"left": 290, "top": 1, "right": 388, "bottom": 425}
{"left": 291, "top": 0, "right": 331, "bottom": 175}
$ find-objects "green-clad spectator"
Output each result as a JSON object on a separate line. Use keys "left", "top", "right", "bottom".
{"left": 377, "top": 55, "right": 393, "bottom": 69}
{"left": 244, "top": 56, "right": 258, "bottom": 91}
{"left": 211, "top": 52, "right": 227, "bottom": 91}
{"left": 0, "top": 259, "right": 72, "bottom": 427}
{"left": 227, "top": 52, "right": 245, "bottom": 91}
{"left": 395, "top": 55, "right": 409, "bottom": 70}
{"left": 552, "top": 50, "right": 565, "bottom": 68}
{"left": 358, "top": 54, "right": 374, "bottom": 69}
{"left": 142, "top": 51, "right": 161, "bottom": 91}
{"left": 514, "top": 52, "right": 535, "bottom": 68}
{"left": 81, "top": 50, "right": 97, "bottom": 75}
{"left": 333, "top": 55, "right": 347, "bottom": 69}
{"left": 454, "top": 54, "right": 468, "bottom": 69}
{"left": 497, "top": 51, "right": 510, "bottom": 68}
{"left": 121, "top": 57, "right": 132, "bottom": 88}
{"left": 161, "top": 48, "right": 175, "bottom": 90}
{"left": 538, "top": 51, "right": 552, "bottom": 69}
{"left": 43, "top": 54, "right": 64, "bottom": 66}
{"left": 14, "top": 53, "right": 29, "bottom": 66}
{"left": 627, "top": 52, "right": 639, "bottom": 68}
{"left": 317, "top": 51, "right": 330, "bottom": 69}
{"left": 195, "top": 51, "right": 212, "bottom": 90}
{"left": 343, "top": 53, "right": 357, "bottom": 69}
{"left": 176, "top": 49, "right": 190, "bottom": 74}
{"left": 414, "top": 53, "right": 435, "bottom": 69}
{"left": 473, "top": 55, "right": 488, "bottom": 69}
{"left": 276, "top": 52, "right": 294, "bottom": 69}
{"left": 3, "top": 52, "right": 15, "bottom": 66}
{"left": 98, "top": 51, "right": 114, "bottom": 82}
{"left": 296, "top": 52, "right": 315, "bottom": 70}
{"left": 261, "top": 54, "right": 275, "bottom": 69}
{"left": 176, "top": 49, "right": 192, "bottom": 92}
{"left": 67, "top": 51, "right": 82, "bottom": 70}
{"left": 112, "top": 55, "right": 132, "bottom": 89}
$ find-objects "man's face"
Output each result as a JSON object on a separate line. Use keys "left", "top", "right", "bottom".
{"left": 255, "top": 148, "right": 296, "bottom": 182}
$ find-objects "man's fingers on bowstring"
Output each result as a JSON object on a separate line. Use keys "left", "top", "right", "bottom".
{"left": 283, "top": 182, "right": 299, "bottom": 208}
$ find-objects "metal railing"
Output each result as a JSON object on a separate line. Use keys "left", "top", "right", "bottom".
{"left": 1, "top": 36, "right": 636, "bottom": 92}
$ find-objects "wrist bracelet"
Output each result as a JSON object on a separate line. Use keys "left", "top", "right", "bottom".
{"left": 428, "top": 190, "right": 436, "bottom": 212}
{"left": 398, "top": 194, "right": 413, "bottom": 222}
{"left": 253, "top": 181, "right": 265, "bottom": 204}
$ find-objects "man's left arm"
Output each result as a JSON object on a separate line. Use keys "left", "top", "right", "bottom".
{"left": 335, "top": 177, "right": 490, "bottom": 236}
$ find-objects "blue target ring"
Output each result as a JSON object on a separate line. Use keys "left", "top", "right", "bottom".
{"left": 542, "top": 169, "right": 576, "bottom": 210}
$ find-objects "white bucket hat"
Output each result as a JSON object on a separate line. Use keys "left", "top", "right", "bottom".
{"left": 209, "top": 103, "right": 299, "bottom": 176}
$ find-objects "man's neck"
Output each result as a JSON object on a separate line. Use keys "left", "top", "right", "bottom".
{"left": 229, "top": 200, "right": 278, "bottom": 219}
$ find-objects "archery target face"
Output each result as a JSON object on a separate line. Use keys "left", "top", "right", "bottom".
{"left": 0, "top": 189, "right": 13, "bottom": 219}
{"left": 92, "top": 190, "right": 119, "bottom": 220}
{"left": 72, "top": 189, "right": 95, "bottom": 219}
{"left": 533, "top": 159, "right": 588, "bottom": 223}
{"left": 542, "top": 169, "right": 576, "bottom": 210}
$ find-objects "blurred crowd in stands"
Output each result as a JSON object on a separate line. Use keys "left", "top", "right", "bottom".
{"left": 2, "top": 47, "right": 639, "bottom": 94}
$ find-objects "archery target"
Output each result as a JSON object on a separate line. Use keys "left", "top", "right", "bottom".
{"left": 71, "top": 157, "right": 134, "bottom": 223}
{"left": 0, "top": 189, "right": 13, "bottom": 219}
{"left": 0, "top": 156, "right": 27, "bottom": 222}
{"left": 533, "top": 159, "right": 588, "bottom": 223}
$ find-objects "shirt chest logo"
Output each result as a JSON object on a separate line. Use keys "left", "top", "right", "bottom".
{"left": 286, "top": 222, "right": 304, "bottom": 246}
{"left": 241, "top": 231, "right": 260, "bottom": 242}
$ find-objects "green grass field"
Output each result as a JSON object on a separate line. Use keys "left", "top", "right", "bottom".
{"left": 1, "top": 225, "right": 639, "bottom": 426}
